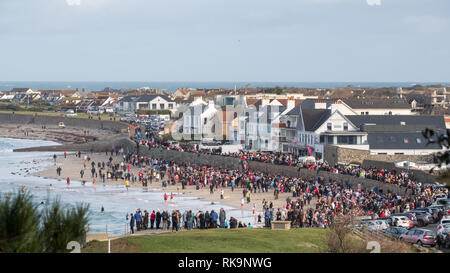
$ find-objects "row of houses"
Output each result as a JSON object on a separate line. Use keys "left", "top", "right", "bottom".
{"left": 178, "top": 96, "right": 447, "bottom": 158}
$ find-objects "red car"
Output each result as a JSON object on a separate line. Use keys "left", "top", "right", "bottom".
{"left": 400, "top": 228, "right": 436, "bottom": 247}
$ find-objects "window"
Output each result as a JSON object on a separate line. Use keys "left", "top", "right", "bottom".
{"left": 348, "top": 136, "right": 357, "bottom": 144}
{"left": 337, "top": 136, "right": 348, "bottom": 144}
{"left": 343, "top": 122, "right": 348, "bottom": 131}
{"left": 152, "top": 104, "right": 157, "bottom": 109}
{"left": 327, "top": 123, "right": 332, "bottom": 130}
{"left": 327, "top": 136, "right": 334, "bottom": 144}
{"left": 361, "top": 112, "right": 365, "bottom": 115}
{"left": 265, "top": 140, "right": 268, "bottom": 147}
{"left": 365, "top": 112, "right": 369, "bottom": 115}
{"left": 168, "top": 104, "right": 173, "bottom": 109}
{"left": 204, "top": 118, "right": 207, "bottom": 125}
{"left": 416, "top": 138, "right": 421, "bottom": 143}
{"left": 160, "top": 104, "right": 165, "bottom": 109}
{"left": 389, "top": 111, "right": 392, "bottom": 115}
{"left": 287, "top": 120, "right": 291, "bottom": 128}
{"left": 320, "top": 135, "right": 325, "bottom": 143}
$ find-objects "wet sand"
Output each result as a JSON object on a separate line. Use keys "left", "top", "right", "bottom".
{"left": 33, "top": 152, "right": 302, "bottom": 213}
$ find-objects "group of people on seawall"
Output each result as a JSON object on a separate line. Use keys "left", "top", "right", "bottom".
{"left": 127, "top": 207, "right": 253, "bottom": 234}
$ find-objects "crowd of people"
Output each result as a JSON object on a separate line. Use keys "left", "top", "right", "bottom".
{"left": 127, "top": 207, "right": 252, "bottom": 234}
{"left": 65, "top": 122, "right": 448, "bottom": 234}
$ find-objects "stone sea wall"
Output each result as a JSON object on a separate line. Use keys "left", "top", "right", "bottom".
{"left": 0, "top": 113, "right": 128, "bottom": 133}
{"left": 145, "top": 148, "right": 412, "bottom": 196}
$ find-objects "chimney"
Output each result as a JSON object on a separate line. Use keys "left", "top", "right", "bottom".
{"left": 287, "top": 96, "right": 295, "bottom": 109}
{"left": 330, "top": 100, "right": 342, "bottom": 113}
{"left": 314, "top": 100, "right": 326, "bottom": 109}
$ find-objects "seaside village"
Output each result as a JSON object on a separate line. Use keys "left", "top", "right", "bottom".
{"left": 1, "top": 84, "right": 450, "bottom": 251}
{"left": 1, "top": 85, "right": 450, "bottom": 171}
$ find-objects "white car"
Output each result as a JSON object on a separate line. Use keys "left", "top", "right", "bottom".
{"left": 361, "top": 220, "right": 388, "bottom": 231}
{"left": 392, "top": 216, "right": 411, "bottom": 229}
{"left": 439, "top": 218, "right": 450, "bottom": 226}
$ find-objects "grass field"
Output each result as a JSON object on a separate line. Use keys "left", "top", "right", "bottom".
{"left": 83, "top": 228, "right": 332, "bottom": 253}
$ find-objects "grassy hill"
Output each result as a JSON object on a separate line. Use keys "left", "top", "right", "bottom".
{"left": 83, "top": 228, "right": 330, "bottom": 253}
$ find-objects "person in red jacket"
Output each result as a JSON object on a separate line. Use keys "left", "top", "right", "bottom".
{"left": 66, "top": 177, "right": 70, "bottom": 186}
{"left": 150, "top": 210, "right": 156, "bottom": 229}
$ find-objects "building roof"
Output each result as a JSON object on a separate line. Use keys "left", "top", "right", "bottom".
{"left": 120, "top": 94, "right": 174, "bottom": 103}
{"left": 10, "top": 88, "right": 31, "bottom": 93}
{"left": 346, "top": 115, "right": 446, "bottom": 131}
{"left": 367, "top": 132, "right": 442, "bottom": 150}
{"left": 342, "top": 98, "right": 411, "bottom": 109}
{"left": 301, "top": 109, "right": 332, "bottom": 131}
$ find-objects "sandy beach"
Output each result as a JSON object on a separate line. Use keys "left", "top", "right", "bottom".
{"left": 33, "top": 151, "right": 304, "bottom": 214}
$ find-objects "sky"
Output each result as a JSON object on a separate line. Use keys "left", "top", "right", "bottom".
{"left": 0, "top": 0, "right": 449, "bottom": 82}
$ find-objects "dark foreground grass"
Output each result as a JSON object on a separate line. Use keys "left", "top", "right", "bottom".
{"left": 83, "top": 228, "right": 330, "bottom": 253}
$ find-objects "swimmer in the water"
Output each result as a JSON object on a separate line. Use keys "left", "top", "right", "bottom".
{"left": 101, "top": 205, "right": 104, "bottom": 213}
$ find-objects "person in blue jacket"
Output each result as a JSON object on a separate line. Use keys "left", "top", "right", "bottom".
{"left": 210, "top": 210, "right": 218, "bottom": 228}
{"left": 134, "top": 210, "right": 142, "bottom": 231}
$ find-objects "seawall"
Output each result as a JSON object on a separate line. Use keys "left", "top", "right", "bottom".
{"left": 0, "top": 113, "right": 128, "bottom": 133}
{"left": 143, "top": 148, "right": 414, "bottom": 196}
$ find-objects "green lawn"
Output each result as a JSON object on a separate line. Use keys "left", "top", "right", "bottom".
{"left": 83, "top": 228, "right": 330, "bottom": 253}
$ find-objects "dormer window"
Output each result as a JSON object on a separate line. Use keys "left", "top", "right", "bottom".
{"left": 400, "top": 121, "right": 406, "bottom": 126}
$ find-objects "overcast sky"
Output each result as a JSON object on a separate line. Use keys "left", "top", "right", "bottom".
{"left": 0, "top": 0, "right": 449, "bottom": 82}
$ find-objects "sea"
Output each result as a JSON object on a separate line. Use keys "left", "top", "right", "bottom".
{"left": 1, "top": 81, "right": 449, "bottom": 92}
{"left": 0, "top": 137, "right": 253, "bottom": 236}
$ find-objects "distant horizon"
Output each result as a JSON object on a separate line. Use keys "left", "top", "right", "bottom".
{"left": 1, "top": 80, "right": 449, "bottom": 93}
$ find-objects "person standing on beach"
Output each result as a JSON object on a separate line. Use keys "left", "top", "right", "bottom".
{"left": 80, "top": 169, "right": 84, "bottom": 179}
{"left": 66, "top": 177, "right": 70, "bottom": 186}
{"left": 125, "top": 179, "right": 130, "bottom": 191}
{"left": 156, "top": 209, "right": 161, "bottom": 229}
{"left": 64, "top": 152, "right": 67, "bottom": 159}
{"left": 164, "top": 193, "right": 168, "bottom": 203}
{"left": 170, "top": 192, "right": 174, "bottom": 202}
{"left": 129, "top": 213, "right": 135, "bottom": 234}
{"left": 150, "top": 210, "right": 156, "bottom": 229}
{"left": 219, "top": 208, "right": 226, "bottom": 228}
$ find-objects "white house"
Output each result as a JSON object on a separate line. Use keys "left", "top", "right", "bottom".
{"left": 116, "top": 95, "right": 177, "bottom": 113}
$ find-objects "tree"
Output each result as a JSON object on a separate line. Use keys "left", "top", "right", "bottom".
{"left": 0, "top": 190, "right": 90, "bottom": 253}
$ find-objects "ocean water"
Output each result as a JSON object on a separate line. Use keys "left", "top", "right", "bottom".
{"left": 1, "top": 81, "right": 449, "bottom": 92}
{"left": 0, "top": 138, "right": 253, "bottom": 236}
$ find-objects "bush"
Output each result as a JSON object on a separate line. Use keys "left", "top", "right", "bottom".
{"left": 0, "top": 190, "right": 90, "bottom": 253}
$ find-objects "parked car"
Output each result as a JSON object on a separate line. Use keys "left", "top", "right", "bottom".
{"left": 378, "top": 217, "right": 394, "bottom": 227}
{"left": 392, "top": 213, "right": 417, "bottom": 228}
{"left": 391, "top": 216, "right": 412, "bottom": 229}
{"left": 410, "top": 210, "right": 433, "bottom": 226}
{"left": 360, "top": 219, "right": 389, "bottom": 231}
{"left": 400, "top": 229, "right": 437, "bottom": 247}
{"left": 437, "top": 223, "right": 450, "bottom": 237}
{"left": 383, "top": 226, "right": 409, "bottom": 239}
